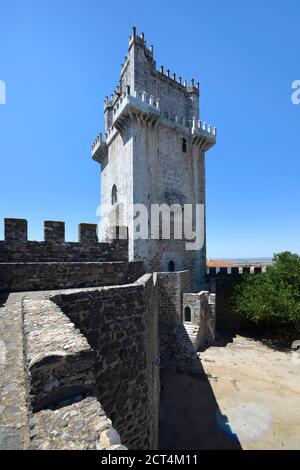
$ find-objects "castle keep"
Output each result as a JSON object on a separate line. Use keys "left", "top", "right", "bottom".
{"left": 0, "top": 29, "right": 220, "bottom": 450}
{"left": 92, "top": 27, "right": 216, "bottom": 290}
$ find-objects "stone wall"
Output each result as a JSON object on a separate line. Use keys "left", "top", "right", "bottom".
{"left": 156, "top": 271, "right": 191, "bottom": 364}
{"left": 0, "top": 293, "right": 30, "bottom": 450}
{"left": 0, "top": 218, "right": 142, "bottom": 294}
{"left": 0, "top": 219, "right": 128, "bottom": 262}
{"left": 143, "top": 274, "right": 160, "bottom": 449}
{"left": 51, "top": 275, "right": 160, "bottom": 450}
{"left": 22, "top": 295, "right": 125, "bottom": 450}
{"left": 156, "top": 270, "right": 190, "bottom": 324}
{"left": 97, "top": 29, "right": 212, "bottom": 290}
{"left": 183, "top": 291, "right": 216, "bottom": 348}
{"left": 0, "top": 260, "right": 144, "bottom": 293}
{"left": 208, "top": 269, "right": 263, "bottom": 333}
{"left": 0, "top": 274, "right": 160, "bottom": 450}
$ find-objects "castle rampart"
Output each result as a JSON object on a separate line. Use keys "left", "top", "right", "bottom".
{"left": 0, "top": 218, "right": 145, "bottom": 293}
{"left": 207, "top": 266, "right": 264, "bottom": 276}
{"left": 207, "top": 265, "right": 265, "bottom": 333}
{"left": 0, "top": 218, "right": 128, "bottom": 263}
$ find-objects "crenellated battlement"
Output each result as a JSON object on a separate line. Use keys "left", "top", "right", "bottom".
{"left": 0, "top": 218, "right": 128, "bottom": 263}
{"left": 100, "top": 27, "right": 209, "bottom": 141}
{"left": 128, "top": 27, "right": 199, "bottom": 96}
{"left": 207, "top": 266, "right": 266, "bottom": 276}
{"left": 92, "top": 85, "right": 216, "bottom": 155}
{"left": 3, "top": 218, "right": 99, "bottom": 244}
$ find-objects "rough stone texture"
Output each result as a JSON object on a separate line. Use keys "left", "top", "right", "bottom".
{"left": 23, "top": 298, "right": 96, "bottom": 411}
{"left": 31, "top": 397, "right": 120, "bottom": 450}
{"left": 156, "top": 271, "right": 194, "bottom": 364}
{"left": 94, "top": 30, "right": 216, "bottom": 291}
{"left": 0, "top": 292, "right": 126, "bottom": 451}
{"left": 143, "top": 274, "right": 160, "bottom": 450}
{"left": 52, "top": 275, "right": 160, "bottom": 450}
{"left": 156, "top": 271, "right": 190, "bottom": 323}
{"left": 183, "top": 291, "right": 216, "bottom": 348}
{"left": 44, "top": 221, "right": 65, "bottom": 244}
{"left": 159, "top": 320, "right": 195, "bottom": 364}
{"left": 208, "top": 271, "right": 261, "bottom": 333}
{"left": 0, "top": 293, "right": 30, "bottom": 450}
{"left": 0, "top": 219, "right": 128, "bottom": 263}
{"left": 4, "top": 218, "right": 27, "bottom": 242}
{"left": 0, "top": 260, "right": 144, "bottom": 293}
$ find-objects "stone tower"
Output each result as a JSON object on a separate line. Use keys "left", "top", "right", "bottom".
{"left": 92, "top": 27, "right": 216, "bottom": 290}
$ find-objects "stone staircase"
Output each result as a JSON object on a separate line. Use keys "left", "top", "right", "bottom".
{"left": 184, "top": 322, "right": 200, "bottom": 348}
{"left": 175, "top": 322, "right": 200, "bottom": 359}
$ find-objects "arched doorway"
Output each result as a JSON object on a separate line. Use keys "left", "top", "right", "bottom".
{"left": 168, "top": 260, "right": 175, "bottom": 272}
{"left": 184, "top": 306, "right": 191, "bottom": 322}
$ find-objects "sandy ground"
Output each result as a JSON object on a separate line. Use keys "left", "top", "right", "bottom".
{"left": 159, "top": 335, "right": 300, "bottom": 450}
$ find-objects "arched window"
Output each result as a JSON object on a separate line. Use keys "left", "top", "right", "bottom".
{"left": 184, "top": 306, "right": 191, "bottom": 322}
{"left": 182, "top": 138, "right": 187, "bottom": 153}
{"left": 111, "top": 185, "right": 117, "bottom": 205}
{"left": 168, "top": 260, "right": 175, "bottom": 272}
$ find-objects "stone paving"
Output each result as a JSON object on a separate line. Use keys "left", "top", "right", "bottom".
{"left": 31, "top": 396, "right": 125, "bottom": 450}
{"left": 0, "top": 292, "right": 127, "bottom": 450}
{"left": 0, "top": 293, "right": 30, "bottom": 449}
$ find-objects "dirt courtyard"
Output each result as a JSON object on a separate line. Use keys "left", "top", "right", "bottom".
{"left": 159, "top": 335, "right": 300, "bottom": 450}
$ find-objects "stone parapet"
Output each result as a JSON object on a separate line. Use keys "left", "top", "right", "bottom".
{"left": 0, "top": 219, "right": 128, "bottom": 263}
{"left": 0, "top": 260, "right": 144, "bottom": 293}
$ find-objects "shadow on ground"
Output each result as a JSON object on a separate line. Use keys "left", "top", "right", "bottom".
{"left": 0, "top": 294, "right": 9, "bottom": 308}
{"left": 158, "top": 337, "right": 242, "bottom": 450}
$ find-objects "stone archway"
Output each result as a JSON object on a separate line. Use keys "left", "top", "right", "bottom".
{"left": 184, "top": 306, "right": 192, "bottom": 322}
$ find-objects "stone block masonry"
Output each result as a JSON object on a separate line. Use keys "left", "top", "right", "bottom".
{"left": 0, "top": 260, "right": 144, "bottom": 293}
{"left": 0, "top": 293, "right": 30, "bottom": 450}
{"left": 207, "top": 267, "right": 264, "bottom": 333}
{"left": 0, "top": 218, "right": 144, "bottom": 293}
{"left": 52, "top": 274, "right": 160, "bottom": 450}
{"left": 0, "top": 218, "right": 128, "bottom": 262}
{"left": 0, "top": 265, "right": 214, "bottom": 450}
{"left": 156, "top": 270, "right": 191, "bottom": 324}
{"left": 22, "top": 294, "right": 125, "bottom": 450}
{"left": 93, "top": 28, "right": 217, "bottom": 290}
{"left": 1, "top": 274, "right": 161, "bottom": 450}
{"left": 183, "top": 291, "right": 216, "bottom": 349}
{"left": 31, "top": 397, "right": 124, "bottom": 450}
{"left": 23, "top": 298, "right": 96, "bottom": 412}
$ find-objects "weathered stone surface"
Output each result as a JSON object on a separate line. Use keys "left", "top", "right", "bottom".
{"left": 0, "top": 294, "right": 30, "bottom": 450}
{"left": 183, "top": 291, "right": 216, "bottom": 349}
{"left": 53, "top": 274, "right": 160, "bottom": 450}
{"left": 0, "top": 260, "right": 144, "bottom": 293}
{"left": 99, "top": 427, "right": 121, "bottom": 448}
{"left": 95, "top": 30, "right": 215, "bottom": 291}
{"left": 156, "top": 271, "right": 190, "bottom": 323}
{"left": 31, "top": 397, "right": 120, "bottom": 450}
{"left": 0, "top": 219, "right": 128, "bottom": 263}
{"left": 23, "top": 297, "right": 96, "bottom": 411}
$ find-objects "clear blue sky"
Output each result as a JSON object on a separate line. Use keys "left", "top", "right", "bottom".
{"left": 0, "top": 0, "right": 299, "bottom": 258}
